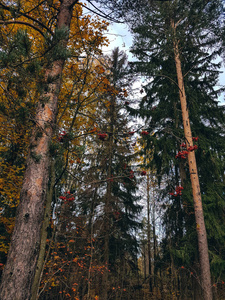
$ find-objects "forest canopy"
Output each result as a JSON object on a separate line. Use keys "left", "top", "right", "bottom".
{"left": 0, "top": 0, "right": 224, "bottom": 299}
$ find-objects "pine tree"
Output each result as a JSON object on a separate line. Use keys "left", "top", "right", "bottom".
{"left": 0, "top": 1, "right": 80, "bottom": 299}
{"left": 0, "top": 1, "right": 110, "bottom": 298}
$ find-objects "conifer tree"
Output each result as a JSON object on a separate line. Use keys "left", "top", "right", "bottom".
{"left": 128, "top": 0, "right": 225, "bottom": 298}
{"left": 90, "top": 48, "right": 142, "bottom": 299}
{"left": 0, "top": 1, "right": 80, "bottom": 299}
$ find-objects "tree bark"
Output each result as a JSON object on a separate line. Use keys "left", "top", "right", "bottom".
{"left": 146, "top": 173, "right": 153, "bottom": 293}
{"left": 0, "top": 1, "right": 78, "bottom": 299}
{"left": 31, "top": 160, "right": 55, "bottom": 300}
{"left": 171, "top": 20, "right": 212, "bottom": 300}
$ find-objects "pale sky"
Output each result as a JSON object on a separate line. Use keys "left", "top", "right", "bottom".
{"left": 82, "top": 1, "right": 224, "bottom": 105}
{"left": 103, "top": 22, "right": 225, "bottom": 105}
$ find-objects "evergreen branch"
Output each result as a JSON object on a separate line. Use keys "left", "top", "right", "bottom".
{"left": 80, "top": 1, "right": 123, "bottom": 23}
{"left": 0, "top": 20, "right": 45, "bottom": 37}
{"left": 183, "top": 65, "right": 196, "bottom": 78}
{"left": 175, "top": 18, "right": 183, "bottom": 28}
{"left": 9, "top": 54, "right": 44, "bottom": 68}
{"left": 66, "top": 169, "right": 134, "bottom": 187}
{"left": 0, "top": 83, "right": 18, "bottom": 112}
{"left": 154, "top": 74, "right": 184, "bottom": 96}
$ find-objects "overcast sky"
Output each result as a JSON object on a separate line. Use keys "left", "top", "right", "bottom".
{"left": 102, "top": 22, "right": 133, "bottom": 56}
{"left": 103, "top": 22, "right": 225, "bottom": 104}
{"left": 83, "top": 1, "right": 224, "bottom": 104}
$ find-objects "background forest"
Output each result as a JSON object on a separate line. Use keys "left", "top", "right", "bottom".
{"left": 0, "top": 0, "right": 225, "bottom": 299}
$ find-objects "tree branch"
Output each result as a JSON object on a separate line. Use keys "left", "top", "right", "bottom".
{"left": 0, "top": 20, "right": 46, "bottom": 37}
{"left": 0, "top": 1, "right": 53, "bottom": 35}
{"left": 80, "top": 1, "right": 123, "bottom": 23}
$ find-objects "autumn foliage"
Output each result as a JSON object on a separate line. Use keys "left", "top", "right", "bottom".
{"left": 0, "top": 1, "right": 225, "bottom": 300}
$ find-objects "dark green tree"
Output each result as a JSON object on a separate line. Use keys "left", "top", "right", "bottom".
{"left": 128, "top": 0, "right": 225, "bottom": 298}
{"left": 90, "top": 48, "right": 142, "bottom": 299}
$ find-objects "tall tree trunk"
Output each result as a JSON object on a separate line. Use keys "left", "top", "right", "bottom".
{"left": 0, "top": 2, "right": 78, "bottom": 299}
{"left": 143, "top": 243, "right": 147, "bottom": 279}
{"left": 87, "top": 188, "right": 98, "bottom": 300}
{"left": 101, "top": 95, "right": 115, "bottom": 300}
{"left": 152, "top": 188, "right": 157, "bottom": 289}
{"left": 174, "top": 102, "right": 187, "bottom": 186}
{"left": 31, "top": 160, "right": 55, "bottom": 300}
{"left": 146, "top": 173, "right": 152, "bottom": 293}
{"left": 171, "top": 20, "right": 212, "bottom": 300}
{"left": 101, "top": 156, "right": 111, "bottom": 299}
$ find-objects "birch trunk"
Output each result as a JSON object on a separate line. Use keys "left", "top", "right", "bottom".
{"left": 171, "top": 20, "right": 212, "bottom": 300}
{"left": 0, "top": 2, "right": 78, "bottom": 299}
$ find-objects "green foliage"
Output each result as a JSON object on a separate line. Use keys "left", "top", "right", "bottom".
{"left": 0, "top": 29, "right": 32, "bottom": 68}
{"left": 128, "top": 0, "right": 225, "bottom": 290}
{"left": 45, "top": 27, "right": 71, "bottom": 63}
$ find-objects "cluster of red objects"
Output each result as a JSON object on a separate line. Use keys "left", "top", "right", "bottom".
{"left": 169, "top": 186, "right": 184, "bottom": 197}
{"left": 129, "top": 170, "right": 134, "bottom": 179}
{"left": 188, "top": 145, "right": 198, "bottom": 152}
{"left": 175, "top": 150, "right": 189, "bottom": 159}
{"left": 176, "top": 137, "right": 199, "bottom": 159}
{"left": 59, "top": 191, "right": 75, "bottom": 202}
{"left": 114, "top": 211, "right": 120, "bottom": 219}
{"left": 108, "top": 176, "right": 114, "bottom": 182}
{"left": 98, "top": 133, "right": 108, "bottom": 141}
{"left": 58, "top": 130, "right": 67, "bottom": 142}
{"left": 141, "top": 171, "right": 147, "bottom": 176}
{"left": 141, "top": 131, "right": 149, "bottom": 136}
{"left": 128, "top": 131, "right": 135, "bottom": 135}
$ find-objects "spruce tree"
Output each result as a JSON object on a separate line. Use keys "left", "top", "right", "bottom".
{"left": 128, "top": 0, "right": 225, "bottom": 298}
{"left": 93, "top": 48, "right": 142, "bottom": 299}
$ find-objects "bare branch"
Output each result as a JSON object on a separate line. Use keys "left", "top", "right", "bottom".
{"left": 0, "top": 20, "right": 46, "bottom": 37}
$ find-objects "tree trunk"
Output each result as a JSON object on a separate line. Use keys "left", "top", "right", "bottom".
{"left": 152, "top": 188, "right": 157, "bottom": 288}
{"left": 146, "top": 173, "right": 153, "bottom": 293}
{"left": 171, "top": 20, "right": 212, "bottom": 300}
{"left": 87, "top": 188, "right": 98, "bottom": 300}
{"left": 101, "top": 94, "right": 115, "bottom": 300}
{"left": 0, "top": 2, "right": 78, "bottom": 299}
{"left": 31, "top": 160, "right": 55, "bottom": 300}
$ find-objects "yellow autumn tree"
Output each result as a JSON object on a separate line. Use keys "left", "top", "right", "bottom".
{"left": 0, "top": 1, "right": 111, "bottom": 298}
{"left": 31, "top": 55, "right": 122, "bottom": 299}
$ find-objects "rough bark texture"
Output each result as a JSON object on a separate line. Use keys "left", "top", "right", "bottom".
{"left": 31, "top": 161, "right": 55, "bottom": 300}
{"left": 0, "top": 1, "right": 78, "bottom": 299}
{"left": 172, "top": 20, "right": 212, "bottom": 300}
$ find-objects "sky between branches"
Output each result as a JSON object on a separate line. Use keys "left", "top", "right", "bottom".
{"left": 83, "top": 1, "right": 225, "bottom": 104}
